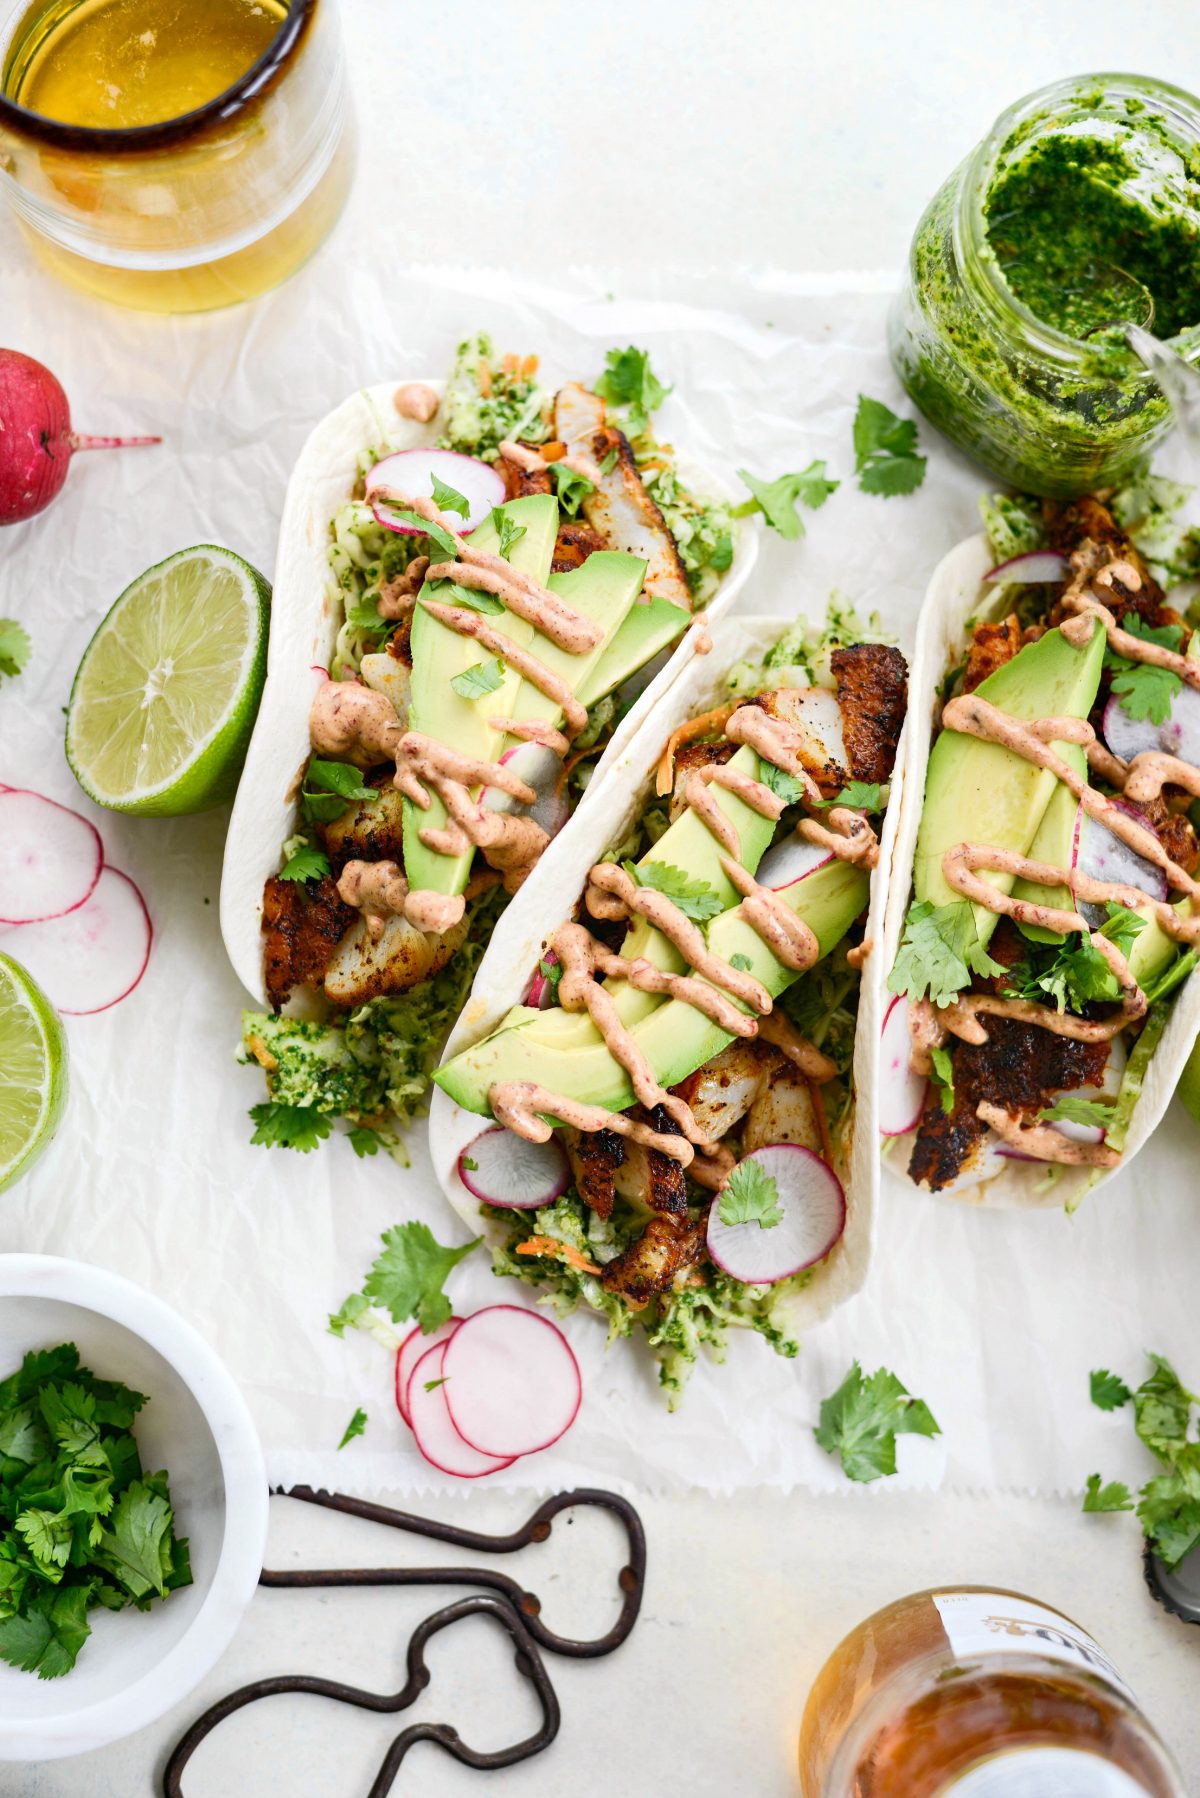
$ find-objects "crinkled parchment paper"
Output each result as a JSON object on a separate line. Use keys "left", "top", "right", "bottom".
{"left": 2, "top": 254, "right": 1196, "bottom": 1498}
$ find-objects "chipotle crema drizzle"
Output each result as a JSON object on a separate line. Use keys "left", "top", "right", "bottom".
{"left": 488, "top": 704, "right": 879, "bottom": 1184}
{"left": 907, "top": 562, "right": 1200, "bottom": 1169}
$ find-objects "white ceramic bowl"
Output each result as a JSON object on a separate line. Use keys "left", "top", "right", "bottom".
{"left": 0, "top": 1255, "right": 268, "bottom": 1761}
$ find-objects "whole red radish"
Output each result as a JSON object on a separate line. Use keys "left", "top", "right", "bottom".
{"left": 0, "top": 349, "right": 161, "bottom": 526}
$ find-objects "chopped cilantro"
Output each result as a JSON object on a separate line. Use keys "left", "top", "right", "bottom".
{"left": 337, "top": 1408, "right": 367, "bottom": 1450}
{"left": 735, "top": 461, "right": 838, "bottom": 540}
{"left": 599, "top": 446, "right": 620, "bottom": 475}
{"left": 429, "top": 473, "right": 469, "bottom": 520}
{"left": 853, "top": 396, "right": 927, "bottom": 497}
{"left": 307, "top": 761, "right": 379, "bottom": 801}
{"left": 930, "top": 1044, "right": 956, "bottom": 1116}
{"left": 818, "top": 781, "right": 882, "bottom": 812}
{"left": 1006, "top": 905, "right": 1145, "bottom": 1016}
{"left": 594, "top": 345, "right": 671, "bottom": 436}
{"left": 248, "top": 1102, "right": 333, "bottom": 1153}
{"left": 376, "top": 509, "right": 459, "bottom": 560}
{"left": 1090, "top": 1368, "right": 1133, "bottom": 1411}
{"left": 730, "top": 953, "right": 754, "bottom": 972}
{"left": 348, "top": 1126, "right": 381, "bottom": 1159}
{"left": 335, "top": 1221, "right": 479, "bottom": 1336}
{"left": 888, "top": 899, "right": 1004, "bottom": 1010}
{"left": 538, "top": 956, "right": 562, "bottom": 996}
{"left": 760, "top": 762, "right": 809, "bottom": 806}
{"left": 1041, "top": 1096, "right": 1116, "bottom": 1128}
{"left": 622, "top": 859, "right": 722, "bottom": 924}
{"left": 550, "top": 461, "right": 594, "bottom": 518}
{"left": 718, "top": 1160, "right": 784, "bottom": 1229}
{"left": 423, "top": 1376, "right": 448, "bottom": 1393}
{"left": 451, "top": 657, "right": 505, "bottom": 700}
{"left": 814, "top": 1361, "right": 941, "bottom": 1483}
{"left": 278, "top": 843, "right": 332, "bottom": 885}
{"left": 491, "top": 508, "right": 527, "bottom": 560}
{"left": 1083, "top": 1474, "right": 1134, "bottom": 1513}
{"left": 0, "top": 619, "right": 30, "bottom": 683}
{"left": 1082, "top": 1353, "right": 1200, "bottom": 1570}
{"left": 424, "top": 580, "right": 505, "bottom": 616}
{"left": 1108, "top": 616, "right": 1185, "bottom": 727}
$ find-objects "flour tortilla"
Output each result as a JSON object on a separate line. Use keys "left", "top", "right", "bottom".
{"left": 430, "top": 611, "right": 906, "bottom": 1331}
{"left": 218, "top": 377, "right": 758, "bottom": 1005}
{"left": 881, "top": 532, "right": 1200, "bottom": 1210}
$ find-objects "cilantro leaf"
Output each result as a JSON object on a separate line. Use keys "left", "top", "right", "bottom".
{"left": 377, "top": 509, "right": 460, "bottom": 559}
{"left": 1134, "top": 1352, "right": 1196, "bottom": 1459}
{"left": 248, "top": 1102, "right": 333, "bottom": 1153}
{"left": 729, "top": 953, "right": 754, "bottom": 973}
{"left": 549, "top": 460, "right": 594, "bottom": 518}
{"left": 718, "top": 1160, "right": 784, "bottom": 1229}
{"left": 306, "top": 761, "right": 378, "bottom": 802}
{"left": 0, "top": 619, "right": 31, "bottom": 682}
{"left": 424, "top": 580, "right": 505, "bottom": 616}
{"left": 814, "top": 1362, "right": 940, "bottom": 1483}
{"left": 1083, "top": 1473, "right": 1134, "bottom": 1513}
{"left": 1090, "top": 1368, "right": 1133, "bottom": 1411}
{"left": 817, "top": 781, "right": 883, "bottom": 812}
{"left": 622, "top": 859, "right": 723, "bottom": 924}
{"left": 1041, "top": 1096, "right": 1116, "bottom": 1128}
{"left": 888, "top": 900, "right": 1004, "bottom": 1009}
{"left": 348, "top": 1126, "right": 380, "bottom": 1159}
{"left": 491, "top": 508, "right": 527, "bottom": 560}
{"left": 930, "top": 1044, "right": 956, "bottom": 1116}
{"left": 354, "top": 1221, "right": 479, "bottom": 1334}
{"left": 1107, "top": 616, "right": 1184, "bottom": 726}
{"left": 429, "top": 473, "right": 469, "bottom": 520}
{"left": 760, "top": 762, "right": 809, "bottom": 806}
{"left": 853, "top": 395, "right": 926, "bottom": 497}
{"left": 599, "top": 446, "right": 620, "bottom": 475}
{"left": 451, "top": 657, "right": 505, "bottom": 700}
{"left": 1099, "top": 902, "right": 1148, "bottom": 959}
{"left": 0, "top": 1586, "right": 90, "bottom": 1680}
{"left": 594, "top": 345, "right": 671, "bottom": 435}
{"left": 735, "top": 462, "right": 838, "bottom": 540}
{"left": 424, "top": 1376, "right": 448, "bottom": 1393}
{"left": 95, "top": 1482, "right": 176, "bottom": 1601}
{"left": 346, "top": 596, "right": 385, "bottom": 633}
{"left": 278, "top": 843, "right": 332, "bottom": 885}
{"left": 338, "top": 1408, "right": 367, "bottom": 1450}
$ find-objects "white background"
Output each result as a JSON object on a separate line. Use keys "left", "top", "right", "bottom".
{"left": 4, "top": 1, "right": 1200, "bottom": 1792}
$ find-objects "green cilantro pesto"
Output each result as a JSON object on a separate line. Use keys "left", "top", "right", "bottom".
{"left": 891, "top": 76, "right": 1200, "bottom": 496}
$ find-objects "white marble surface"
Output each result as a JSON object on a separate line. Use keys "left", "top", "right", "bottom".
{"left": 5, "top": 0, "right": 1200, "bottom": 1792}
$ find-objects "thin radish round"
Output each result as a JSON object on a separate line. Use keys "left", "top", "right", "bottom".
{"left": 707, "top": 1145, "right": 845, "bottom": 1283}
{"left": 1103, "top": 685, "right": 1200, "bottom": 770}
{"left": 443, "top": 1306, "right": 582, "bottom": 1458}
{"left": 0, "top": 788, "right": 102, "bottom": 924}
{"left": 366, "top": 448, "right": 504, "bottom": 536}
{"left": 755, "top": 838, "right": 833, "bottom": 890}
{"left": 1073, "top": 799, "right": 1166, "bottom": 925}
{"left": 879, "top": 994, "right": 928, "bottom": 1137}
{"left": 395, "top": 1317, "right": 462, "bottom": 1427}
{"left": 524, "top": 949, "right": 559, "bottom": 1010}
{"left": 458, "top": 1128, "right": 570, "bottom": 1208}
{"left": 483, "top": 743, "right": 567, "bottom": 839}
{"left": 407, "top": 1342, "right": 515, "bottom": 1479}
{"left": 0, "top": 865, "right": 151, "bottom": 1014}
{"left": 984, "top": 551, "right": 1069, "bottom": 585}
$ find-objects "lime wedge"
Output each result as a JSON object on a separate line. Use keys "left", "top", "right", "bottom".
{"left": 66, "top": 545, "right": 270, "bottom": 816}
{"left": 0, "top": 953, "right": 68, "bottom": 1194}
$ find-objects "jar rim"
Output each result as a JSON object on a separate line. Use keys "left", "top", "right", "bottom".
{"left": 952, "top": 70, "right": 1200, "bottom": 373}
{"left": 0, "top": 0, "right": 317, "bottom": 152}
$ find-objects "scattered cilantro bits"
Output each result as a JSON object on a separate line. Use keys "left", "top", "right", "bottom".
{"left": 249, "top": 1101, "right": 333, "bottom": 1153}
{"left": 853, "top": 396, "right": 926, "bottom": 497}
{"left": 623, "top": 859, "right": 722, "bottom": 924}
{"left": 1081, "top": 1352, "right": 1200, "bottom": 1569}
{"left": 450, "top": 657, "right": 505, "bottom": 700}
{"left": 594, "top": 345, "right": 671, "bottom": 437}
{"left": 0, "top": 1344, "right": 191, "bottom": 1680}
{"left": 302, "top": 759, "right": 379, "bottom": 826}
{"left": 330, "top": 1221, "right": 479, "bottom": 1338}
{"left": 278, "top": 842, "right": 332, "bottom": 885}
{"left": 814, "top": 1361, "right": 941, "bottom": 1483}
{"left": 930, "top": 1044, "right": 956, "bottom": 1116}
{"left": 888, "top": 899, "right": 1003, "bottom": 1010}
{"left": 718, "top": 1160, "right": 783, "bottom": 1230}
{"left": 337, "top": 1408, "right": 368, "bottom": 1450}
{"left": 549, "top": 461, "right": 595, "bottom": 517}
{"left": 0, "top": 619, "right": 31, "bottom": 683}
{"left": 817, "top": 781, "right": 882, "bottom": 812}
{"left": 428, "top": 473, "right": 469, "bottom": 521}
{"left": 1107, "top": 616, "right": 1184, "bottom": 727}
{"left": 491, "top": 509, "right": 526, "bottom": 560}
{"left": 735, "top": 462, "right": 838, "bottom": 540}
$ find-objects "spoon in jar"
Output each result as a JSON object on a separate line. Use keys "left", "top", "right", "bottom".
{"left": 1125, "top": 322, "right": 1200, "bottom": 463}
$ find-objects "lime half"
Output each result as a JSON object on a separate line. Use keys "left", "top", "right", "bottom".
{"left": 66, "top": 545, "right": 271, "bottom": 816}
{"left": 0, "top": 953, "right": 68, "bottom": 1194}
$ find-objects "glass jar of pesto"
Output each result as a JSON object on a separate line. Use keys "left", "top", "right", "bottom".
{"left": 890, "top": 74, "right": 1200, "bottom": 496}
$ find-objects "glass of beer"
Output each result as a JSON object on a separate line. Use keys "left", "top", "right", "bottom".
{"left": 0, "top": 0, "right": 354, "bottom": 311}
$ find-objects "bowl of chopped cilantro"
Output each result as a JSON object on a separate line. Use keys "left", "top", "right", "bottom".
{"left": 0, "top": 1255, "right": 267, "bottom": 1760}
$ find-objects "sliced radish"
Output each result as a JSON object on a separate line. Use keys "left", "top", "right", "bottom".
{"left": 1103, "top": 685, "right": 1200, "bottom": 770}
{"left": 484, "top": 742, "right": 569, "bottom": 840}
{"left": 707, "top": 1145, "right": 845, "bottom": 1283}
{"left": 1073, "top": 799, "right": 1166, "bottom": 925}
{"left": 442, "top": 1306, "right": 582, "bottom": 1458}
{"left": 985, "top": 551, "right": 1069, "bottom": 585}
{"left": 880, "top": 994, "right": 929, "bottom": 1137}
{"left": 0, "top": 788, "right": 102, "bottom": 924}
{"left": 0, "top": 865, "right": 151, "bottom": 1014}
{"left": 366, "top": 448, "right": 505, "bottom": 537}
{"left": 524, "top": 949, "right": 559, "bottom": 1010}
{"left": 458, "top": 1127, "right": 570, "bottom": 1208}
{"left": 755, "top": 838, "right": 834, "bottom": 891}
{"left": 395, "top": 1317, "right": 462, "bottom": 1427}
{"left": 407, "top": 1342, "right": 515, "bottom": 1479}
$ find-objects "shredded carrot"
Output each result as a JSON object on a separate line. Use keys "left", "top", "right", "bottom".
{"left": 540, "top": 440, "right": 568, "bottom": 462}
{"left": 501, "top": 352, "right": 518, "bottom": 375}
{"left": 517, "top": 1237, "right": 602, "bottom": 1275}
{"left": 521, "top": 354, "right": 539, "bottom": 379}
{"left": 477, "top": 361, "right": 493, "bottom": 397}
{"left": 655, "top": 703, "right": 738, "bottom": 797}
{"left": 246, "top": 1034, "right": 278, "bottom": 1074}
{"left": 807, "top": 1077, "right": 835, "bottom": 1168}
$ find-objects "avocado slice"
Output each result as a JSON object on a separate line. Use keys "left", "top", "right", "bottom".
{"left": 577, "top": 596, "right": 690, "bottom": 708}
{"left": 914, "top": 624, "right": 1106, "bottom": 944}
{"left": 436, "top": 856, "right": 868, "bottom": 1117}
{"left": 403, "top": 496, "right": 646, "bottom": 901}
{"left": 1008, "top": 761, "right": 1085, "bottom": 943}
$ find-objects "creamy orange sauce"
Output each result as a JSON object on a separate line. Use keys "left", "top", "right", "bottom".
{"left": 800, "top": 806, "right": 880, "bottom": 869}
{"left": 977, "top": 1102, "right": 1120, "bottom": 1168}
{"left": 720, "top": 855, "right": 820, "bottom": 971}
{"left": 725, "top": 706, "right": 824, "bottom": 804}
{"left": 378, "top": 555, "right": 429, "bottom": 620}
{"left": 309, "top": 679, "right": 401, "bottom": 766}
{"left": 488, "top": 715, "right": 570, "bottom": 756}
{"left": 1123, "top": 750, "right": 1200, "bottom": 805}
{"left": 692, "top": 612, "right": 713, "bottom": 655}
{"left": 426, "top": 541, "right": 603, "bottom": 653}
{"left": 490, "top": 1080, "right": 700, "bottom": 1161}
{"left": 394, "top": 731, "right": 548, "bottom": 895}
{"left": 757, "top": 1010, "right": 839, "bottom": 1082}
{"left": 1062, "top": 593, "right": 1200, "bottom": 692}
{"left": 496, "top": 440, "right": 547, "bottom": 474}
{"left": 336, "top": 859, "right": 409, "bottom": 941}
{"left": 846, "top": 937, "right": 873, "bottom": 971}
{"left": 394, "top": 383, "right": 440, "bottom": 423}
{"left": 419, "top": 598, "right": 589, "bottom": 736}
